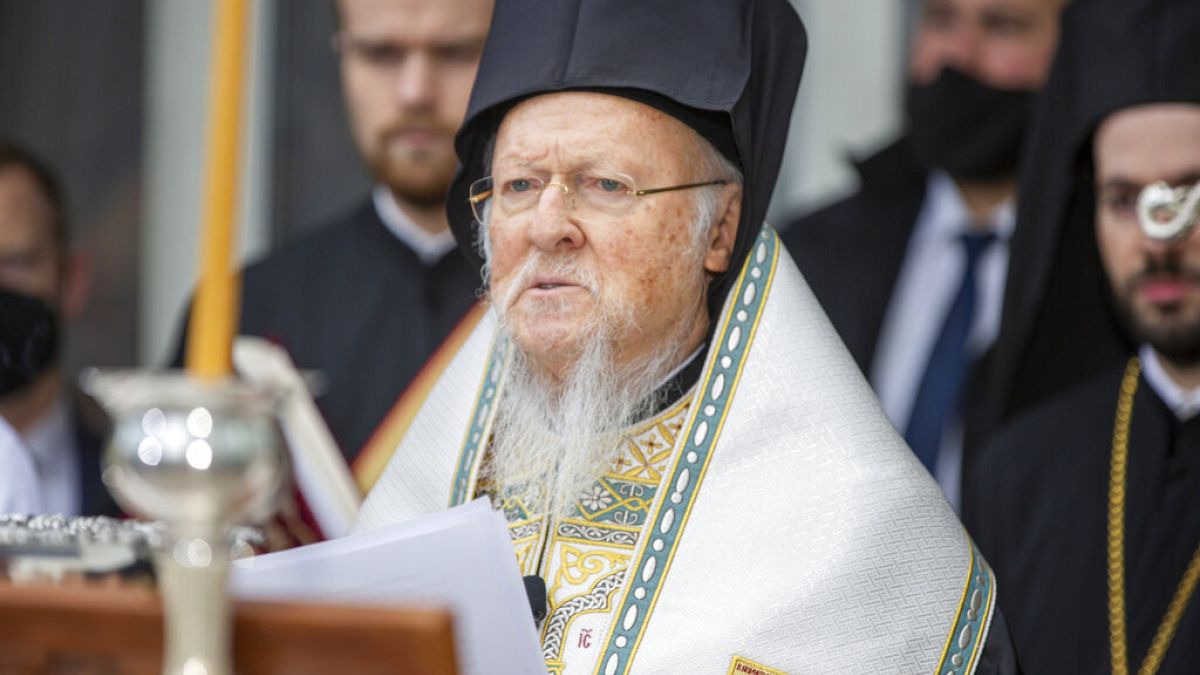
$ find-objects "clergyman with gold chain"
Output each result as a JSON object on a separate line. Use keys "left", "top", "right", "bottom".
{"left": 969, "top": 0, "right": 1200, "bottom": 672}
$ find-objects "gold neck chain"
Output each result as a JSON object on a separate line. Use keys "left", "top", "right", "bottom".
{"left": 1107, "top": 357, "right": 1200, "bottom": 675}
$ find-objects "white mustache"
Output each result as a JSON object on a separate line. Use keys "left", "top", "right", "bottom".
{"left": 497, "top": 253, "right": 600, "bottom": 311}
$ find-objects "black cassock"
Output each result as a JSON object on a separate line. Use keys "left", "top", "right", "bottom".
{"left": 173, "top": 198, "right": 480, "bottom": 462}
{"left": 968, "top": 0, "right": 1200, "bottom": 478}
{"left": 971, "top": 363, "right": 1200, "bottom": 674}
{"left": 963, "top": 0, "right": 1200, "bottom": 669}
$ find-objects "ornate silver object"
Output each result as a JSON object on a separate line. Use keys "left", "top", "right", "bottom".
{"left": 0, "top": 514, "right": 264, "bottom": 582}
{"left": 83, "top": 370, "right": 287, "bottom": 675}
{"left": 1136, "top": 180, "right": 1200, "bottom": 242}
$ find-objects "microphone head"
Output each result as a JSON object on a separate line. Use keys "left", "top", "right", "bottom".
{"left": 523, "top": 575, "right": 548, "bottom": 623}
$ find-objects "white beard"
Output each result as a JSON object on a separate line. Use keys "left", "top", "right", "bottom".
{"left": 483, "top": 252, "right": 704, "bottom": 520}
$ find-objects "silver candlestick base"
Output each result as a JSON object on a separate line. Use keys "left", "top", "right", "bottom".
{"left": 83, "top": 369, "right": 287, "bottom": 675}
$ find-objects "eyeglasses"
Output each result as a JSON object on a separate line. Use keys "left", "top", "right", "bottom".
{"left": 468, "top": 172, "right": 728, "bottom": 224}
{"left": 331, "top": 33, "right": 486, "bottom": 73}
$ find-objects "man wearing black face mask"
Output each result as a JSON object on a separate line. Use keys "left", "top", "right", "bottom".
{"left": 0, "top": 143, "right": 118, "bottom": 517}
{"left": 781, "top": 0, "right": 1067, "bottom": 509}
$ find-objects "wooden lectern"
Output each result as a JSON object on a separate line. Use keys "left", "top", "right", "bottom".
{"left": 0, "top": 582, "right": 458, "bottom": 675}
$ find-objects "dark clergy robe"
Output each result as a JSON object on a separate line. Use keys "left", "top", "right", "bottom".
{"left": 174, "top": 198, "right": 480, "bottom": 463}
{"left": 971, "top": 364, "right": 1200, "bottom": 673}
{"left": 74, "top": 399, "right": 121, "bottom": 517}
{"left": 781, "top": 136, "right": 1020, "bottom": 495}
{"left": 780, "top": 137, "right": 925, "bottom": 375}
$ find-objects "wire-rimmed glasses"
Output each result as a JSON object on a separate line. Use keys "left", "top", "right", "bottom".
{"left": 468, "top": 172, "right": 727, "bottom": 224}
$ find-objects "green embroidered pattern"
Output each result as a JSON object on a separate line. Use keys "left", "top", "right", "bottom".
{"left": 596, "top": 226, "right": 780, "bottom": 675}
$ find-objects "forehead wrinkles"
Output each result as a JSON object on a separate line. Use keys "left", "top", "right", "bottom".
{"left": 0, "top": 171, "right": 53, "bottom": 234}
{"left": 1097, "top": 109, "right": 1200, "bottom": 184}
{"left": 495, "top": 93, "right": 692, "bottom": 175}
{"left": 340, "top": 0, "right": 490, "bottom": 42}
{"left": 923, "top": 0, "right": 1048, "bottom": 18}
{"left": 492, "top": 141, "right": 623, "bottom": 175}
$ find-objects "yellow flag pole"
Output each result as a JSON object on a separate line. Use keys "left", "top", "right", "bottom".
{"left": 186, "top": 0, "right": 250, "bottom": 378}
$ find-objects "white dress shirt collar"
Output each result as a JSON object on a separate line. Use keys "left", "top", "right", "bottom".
{"left": 916, "top": 171, "right": 1017, "bottom": 244}
{"left": 0, "top": 416, "right": 43, "bottom": 514}
{"left": 1139, "top": 344, "right": 1200, "bottom": 421}
{"left": 372, "top": 185, "right": 457, "bottom": 265}
{"left": 21, "top": 396, "right": 80, "bottom": 516}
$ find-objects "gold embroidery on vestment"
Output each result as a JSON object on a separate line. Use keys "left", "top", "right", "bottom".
{"left": 481, "top": 394, "right": 693, "bottom": 673}
{"left": 727, "top": 654, "right": 789, "bottom": 675}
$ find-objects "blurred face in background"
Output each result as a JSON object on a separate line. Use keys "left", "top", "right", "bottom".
{"left": 0, "top": 162, "right": 78, "bottom": 399}
{"left": 904, "top": 0, "right": 1066, "bottom": 182}
{"left": 337, "top": 0, "right": 492, "bottom": 207}
{"left": 0, "top": 166, "right": 62, "bottom": 305}
{"left": 1095, "top": 103, "right": 1200, "bottom": 365}
{"left": 909, "top": 0, "right": 1064, "bottom": 90}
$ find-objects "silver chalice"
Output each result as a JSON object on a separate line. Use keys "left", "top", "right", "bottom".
{"left": 84, "top": 369, "right": 288, "bottom": 675}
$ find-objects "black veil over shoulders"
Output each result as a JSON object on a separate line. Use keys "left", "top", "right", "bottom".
{"left": 976, "top": 0, "right": 1200, "bottom": 439}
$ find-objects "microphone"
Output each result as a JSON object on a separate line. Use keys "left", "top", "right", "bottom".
{"left": 523, "top": 575, "right": 548, "bottom": 623}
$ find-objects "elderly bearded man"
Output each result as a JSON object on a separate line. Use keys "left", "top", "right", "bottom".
{"left": 356, "top": 0, "right": 1017, "bottom": 672}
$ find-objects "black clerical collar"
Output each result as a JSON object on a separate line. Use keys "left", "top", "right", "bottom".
{"left": 651, "top": 343, "right": 708, "bottom": 415}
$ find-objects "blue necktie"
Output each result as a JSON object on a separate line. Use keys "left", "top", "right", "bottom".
{"left": 904, "top": 232, "right": 996, "bottom": 473}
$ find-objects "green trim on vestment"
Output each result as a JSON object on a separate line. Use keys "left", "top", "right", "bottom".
{"left": 935, "top": 537, "right": 996, "bottom": 675}
{"left": 449, "top": 336, "right": 509, "bottom": 507}
{"left": 597, "top": 225, "right": 780, "bottom": 675}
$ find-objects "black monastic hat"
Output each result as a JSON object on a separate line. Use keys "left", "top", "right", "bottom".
{"left": 445, "top": 0, "right": 807, "bottom": 313}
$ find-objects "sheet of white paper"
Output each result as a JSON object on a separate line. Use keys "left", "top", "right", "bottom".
{"left": 233, "top": 337, "right": 361, "bottom": 538}
{"left": 231, "top": 498, "right": 545, "bottom": 674}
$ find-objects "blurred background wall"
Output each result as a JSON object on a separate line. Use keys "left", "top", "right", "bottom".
{"left": 0, "top": 0, "right": 911, "bottom": 370}
{"left": 0, "top": 0, "right": 144, "bottom": 371}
